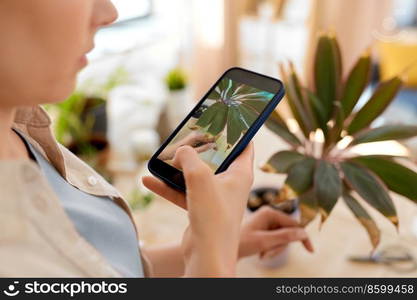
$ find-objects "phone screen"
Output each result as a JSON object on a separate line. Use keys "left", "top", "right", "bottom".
{"left": 157, "top": 76, "right": 276, "bottom": 172}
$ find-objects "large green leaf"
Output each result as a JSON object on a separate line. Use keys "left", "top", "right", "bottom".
{"left": 217, "top": 78, "right": 229, "bottom": 94}
{"left": 289, "top": 63, "right": 316, "bottom": 132}
{"left": 232, "top": 92, "right": 269, "bottom": 102}
{"left": 223, "top": 79, "right": 234, "bottom": 99}
{"left": 341, "top": 161, "right": 398, "bottom": 226}
{"left": 285, "top": 157, "right": 316, "bottom": 194}
{"left": 340, "top": 52, "right": 372, "bottom": 116}
{"left": 207, "top": 104, "right": 228, "bottom": 135}
{"left": 347, "top": 77, "right": 402, "bottom": 134}
{"left": 237, "top": 105, "right": 258, "bottom": 126}
{"left": 314, "top": 34, "right": 342, "bottom": 122}
{"left": 261, "top": 150, "right": 305, "bottom": 173}
{"left": 279, "top": 63, "right": 310, "bottom": 137}
{"left": 226, "top": 106, "right": 247, "bottom": 146}
{"left": 265, "top": 110, "right": 303, "bottom": 147}
{"left": 350, "top": 125, "right": 417, "bottom": 145}
{"left": 207, "top": 88, "right": 221, "bottom": 100}
{"left": 242, "top": 99, "right": 269, "bottom": 114}
{"left": 266, "top": 109, "right": 287, "bottom": 128}
{"left": 314, "top": 160, "right": 342, "bottom": 221}
{"left": 197, "top": 78, "right": 281, "bottom": 146}
{"left": 195, "top": 102, "right": 224, "bottom": 128}
{"left": 306, "top": 89, "right": 328, "bottom": 135}
{"left": 342, "top": 192, "right": 380, "bottom": 248}
{"left": 351, "top": 156, "right": 417, "bottom": 202}
{"left": 232, "top": 84, "right": 260, "bottom": 97}
{"left": 325, "top": 101, "right": 345, "bottom": 150}
{"left": 298, "top": 189, "right": 318, "bottom": 226}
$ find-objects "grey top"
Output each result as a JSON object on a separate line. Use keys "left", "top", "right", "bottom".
{"left": 16, "top": 130, "right": 144, "bottom": 277}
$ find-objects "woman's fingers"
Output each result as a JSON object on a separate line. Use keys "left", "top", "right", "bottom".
{"left": 261, "top": 236, "right": 314, "bottom": 259}
{"left": 227, "top": 142, "right": 254, "bottom": 174}
{"left": 184, "top": 131, "right": 215, "bottom": 147}
{"left": 302, "top": 237, "right": 314, "bottom": 253}
{"left": 260, "top": 246, "right": 286, "bottom": 259}
{"left": 259, "top": 227, "right": 310, "bottom": 250}
{"left": 220, "top": 142, "right": 254, "bottom": 187}
{"left": 171, "top": 145, "right": 215, "bottom": 200}
{"left": 258, "top": 207, "right": 314, "bottom": 253}
{"left": 142, "top": 176, "right": 187, "bottom": 209}
{"left": 194, "top": 142, "right": 216, "bottom": 153}
{"left": 172, "top": 146, "right": 211, "bottom": 179}
{"left": 258, "top": 206, "right": 299, "bottom": 228}
{"left": 143, "top": 142, "right": 255, "bottom": 213}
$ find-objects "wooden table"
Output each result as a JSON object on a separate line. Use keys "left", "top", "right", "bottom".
{"left": 115, "top": 126, "right": 417, "bottom": 277}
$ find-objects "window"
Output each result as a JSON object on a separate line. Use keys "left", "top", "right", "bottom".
{"left": 111, "top": 0, "right": 152, "bottom": 24}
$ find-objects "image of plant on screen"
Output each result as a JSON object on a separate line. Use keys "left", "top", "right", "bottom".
{"left": 191, "top": 78, "right": 274, "bottom": 147}
{"left": 158, "top": 78, "right": 274, "bottom": 171}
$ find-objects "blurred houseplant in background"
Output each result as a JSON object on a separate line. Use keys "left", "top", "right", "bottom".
{"left": 257, "top": 33, "right": 417, "bottom": 249}
{"left": 44, "top": 67, "right": 130, "bottom": 181}
{"left": 164, "top": 67, "right": 189, "bottom": 129}
{"left": 165, "top": 67, "right": 187, "bottom": 91}
{"left": 129, "top": 188, "right": 155, "bottom": 211}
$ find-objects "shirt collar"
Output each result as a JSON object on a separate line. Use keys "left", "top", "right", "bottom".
{"left": 13, "top": 105, "right": 52, "bottom": 127}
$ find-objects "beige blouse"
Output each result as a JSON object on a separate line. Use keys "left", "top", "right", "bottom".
{"left": 0, "top": 105, "right": 151, "bottom": 277}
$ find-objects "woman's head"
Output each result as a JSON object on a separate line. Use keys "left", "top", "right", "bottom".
{"left": 0, "top": 0, "right": 117, "bottom": 107}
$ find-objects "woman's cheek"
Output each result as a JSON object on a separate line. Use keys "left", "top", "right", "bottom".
{"left": 41, "top": 1, "right": 94, "bottom": 102}
{"left": 0, "top": 0, "right": 94, "bottom": 105}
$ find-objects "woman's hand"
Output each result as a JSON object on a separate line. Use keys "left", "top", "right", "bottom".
{"left": 157, "top": 131, "right": 216, "bottom": 161}
{"left": 142, "top": 142, "right": 254, "bottom": 277}
{"left": 239, "top": 206, "right": 314, "bottom": 259}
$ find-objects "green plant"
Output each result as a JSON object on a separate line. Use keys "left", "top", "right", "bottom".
{"left": 261, "top": 33, "right": 417, "bottom": 249}
{"left": 44, "top": 66, "right": 130, "bottom": 179}
{"left": 165, "top": 68, "right": 187, "bottom": 91}
{"left": 128, "top": 189, "right": 154, "bottom": 210}
{"left": 48, "top": 92, "right": 101, "bottom": 148}
{"left": 193, "top": 78, "right": 274, "bottom": 147}
{"left": 46, "top": 66, "right": 130, "bottom": 147}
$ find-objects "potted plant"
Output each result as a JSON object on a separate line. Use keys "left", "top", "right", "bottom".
{"left": 258, "top": 33, "right": 417, "bottom": 249}
{"left": 45, "top": 67, "right": 130, "bottom": 181}
{"left": 164, "top": 67, "right": 189, "bottom": 130}
{"left": 128, "top": 188, "right": 155, "bottom": 211}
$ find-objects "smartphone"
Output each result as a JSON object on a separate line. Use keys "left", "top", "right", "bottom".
{"left": 148, "top": 67, "right": 285, "bottom": 192}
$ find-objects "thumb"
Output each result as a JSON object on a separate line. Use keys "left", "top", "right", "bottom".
{"left": 172, "top": 145, "right": 213, "bottom": 190}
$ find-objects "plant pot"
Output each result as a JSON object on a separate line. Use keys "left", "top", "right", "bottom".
{"left": 107, "top": 85, "right": 165, "bottom": 172}
{"left": 66, "top": 97, "right": 111, "bottom": 180}
{"left": 166, "top": 89, "right": 190, "bottom": 130}
{"left": 83, "top": 97, "right": 107, "bottom": 138}
{"left": 247, "top": 186, "right": 299, "bottom": 269}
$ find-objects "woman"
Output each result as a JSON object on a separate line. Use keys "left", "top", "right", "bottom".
{"left": 0, "top": 0, "right": 313, "bottom": 277}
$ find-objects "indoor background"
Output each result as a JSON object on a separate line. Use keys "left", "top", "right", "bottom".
{"left": 46, "top": 0, "right": 417, "bottom": 277}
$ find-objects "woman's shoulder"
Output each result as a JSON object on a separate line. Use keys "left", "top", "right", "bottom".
{"left": 57, "top": 144, "right": 121, "bottom": 198}
{"left": 12, "top": 105, "right": 122, "bottom": 200}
